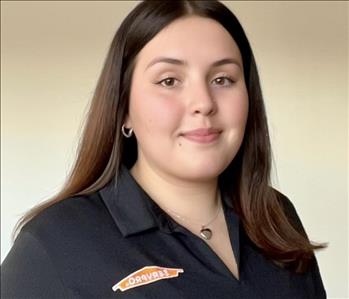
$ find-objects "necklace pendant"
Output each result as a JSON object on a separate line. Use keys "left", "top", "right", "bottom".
{"left": 200, "top": 228, "right": 212, "bottom": 240}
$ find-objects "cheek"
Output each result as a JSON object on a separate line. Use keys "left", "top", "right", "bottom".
{"left": 220, "top": 91, "right": 249, "bottom": 128}
{"left": 130, "top": 92, "right": 183, "bottom": 135}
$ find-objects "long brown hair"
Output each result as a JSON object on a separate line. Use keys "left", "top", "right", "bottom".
{"left": 13, "top": 0, "right": 326, "bottom": 273}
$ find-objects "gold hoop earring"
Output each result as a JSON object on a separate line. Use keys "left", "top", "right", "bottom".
{"left": 121, "top": 124, "right": 133, "bottom": 138}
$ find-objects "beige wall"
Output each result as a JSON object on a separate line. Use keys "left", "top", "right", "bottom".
{"left": 1, "top": 1, "right": 347, "bottom": 297}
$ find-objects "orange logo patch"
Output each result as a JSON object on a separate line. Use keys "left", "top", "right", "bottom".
{"left": 112, "top": 266, "right": 184, "bottom": 292}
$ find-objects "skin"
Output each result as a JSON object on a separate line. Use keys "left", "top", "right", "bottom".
{"left": 124, "top": 15, "right": 249, "bottom": 226}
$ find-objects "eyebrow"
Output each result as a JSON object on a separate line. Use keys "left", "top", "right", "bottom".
{"left": 145, "top": 56, "right": 242, "bottom": 70}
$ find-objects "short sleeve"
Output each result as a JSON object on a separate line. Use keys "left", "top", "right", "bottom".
{"left": 1, "top": 230, "right": 74, "bottom": 299}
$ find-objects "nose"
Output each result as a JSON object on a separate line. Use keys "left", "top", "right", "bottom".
{"left": 187, "top": 81, "right": 217, "bottom": 116}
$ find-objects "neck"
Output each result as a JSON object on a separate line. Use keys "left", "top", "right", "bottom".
{"left": 130, "top": 161, "right": 220, "bottom": 224}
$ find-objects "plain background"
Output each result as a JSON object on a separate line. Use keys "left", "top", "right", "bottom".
{"left": 1, "top": 1, "right": 348, "bottom": 298}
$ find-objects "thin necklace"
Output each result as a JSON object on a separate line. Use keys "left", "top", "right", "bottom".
{"left": 164, "top": 192, "right": 222, "bottom": 241}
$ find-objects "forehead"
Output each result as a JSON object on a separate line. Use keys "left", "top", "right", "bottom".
{"left": 134, "top": 16, "right": 243, "bottom": 70}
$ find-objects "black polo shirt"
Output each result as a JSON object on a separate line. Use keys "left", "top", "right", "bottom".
{"left": 1, "top": 165, "right": 326, "bottom": 298}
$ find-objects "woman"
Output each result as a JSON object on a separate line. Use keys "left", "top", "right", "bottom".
{"left": 1, "top": 1, "right": 327, "bottom": 298}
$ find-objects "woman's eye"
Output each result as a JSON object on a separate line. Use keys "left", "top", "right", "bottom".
{"left": 155, "top": 76, "right": 234, "bottom": 88}
{"left": 213, "top": 76, "right": 235, "bottom": 87}
{"left": 156, "top": 77, "right": 178, "bottom": 88}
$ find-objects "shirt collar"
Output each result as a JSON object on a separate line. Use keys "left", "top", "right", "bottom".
{"left": 99, "top": 164, "right": 238, "bottom": 238}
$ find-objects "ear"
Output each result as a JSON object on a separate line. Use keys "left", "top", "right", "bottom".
{"left": 123, "top": 115, "right": 132, "bottom": 128}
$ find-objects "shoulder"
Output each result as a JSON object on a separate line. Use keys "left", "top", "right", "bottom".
{"left": 271, "top": 187, "right": 308, "bottom": 237}
{"left": 4, "top": 192, "right": 115, "bottom": 298}
{"left": 20, "top": 191, "right": 118, "bottom": 245}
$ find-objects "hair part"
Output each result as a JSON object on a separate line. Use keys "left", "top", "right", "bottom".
{"left": 13, "top": 0, "right": 327, "bottom": 273}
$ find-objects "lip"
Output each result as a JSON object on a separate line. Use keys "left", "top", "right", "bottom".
{"left": 181, "top": 128, "right": 222, "bottom": 144}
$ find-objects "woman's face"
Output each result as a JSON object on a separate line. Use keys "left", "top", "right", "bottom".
{"left": 126, "top": 16, "right": 249, "bottom": 182}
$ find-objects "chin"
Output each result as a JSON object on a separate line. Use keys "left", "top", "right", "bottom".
{"left": 177, "top": 160, "right": 228, "bottom": 182}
